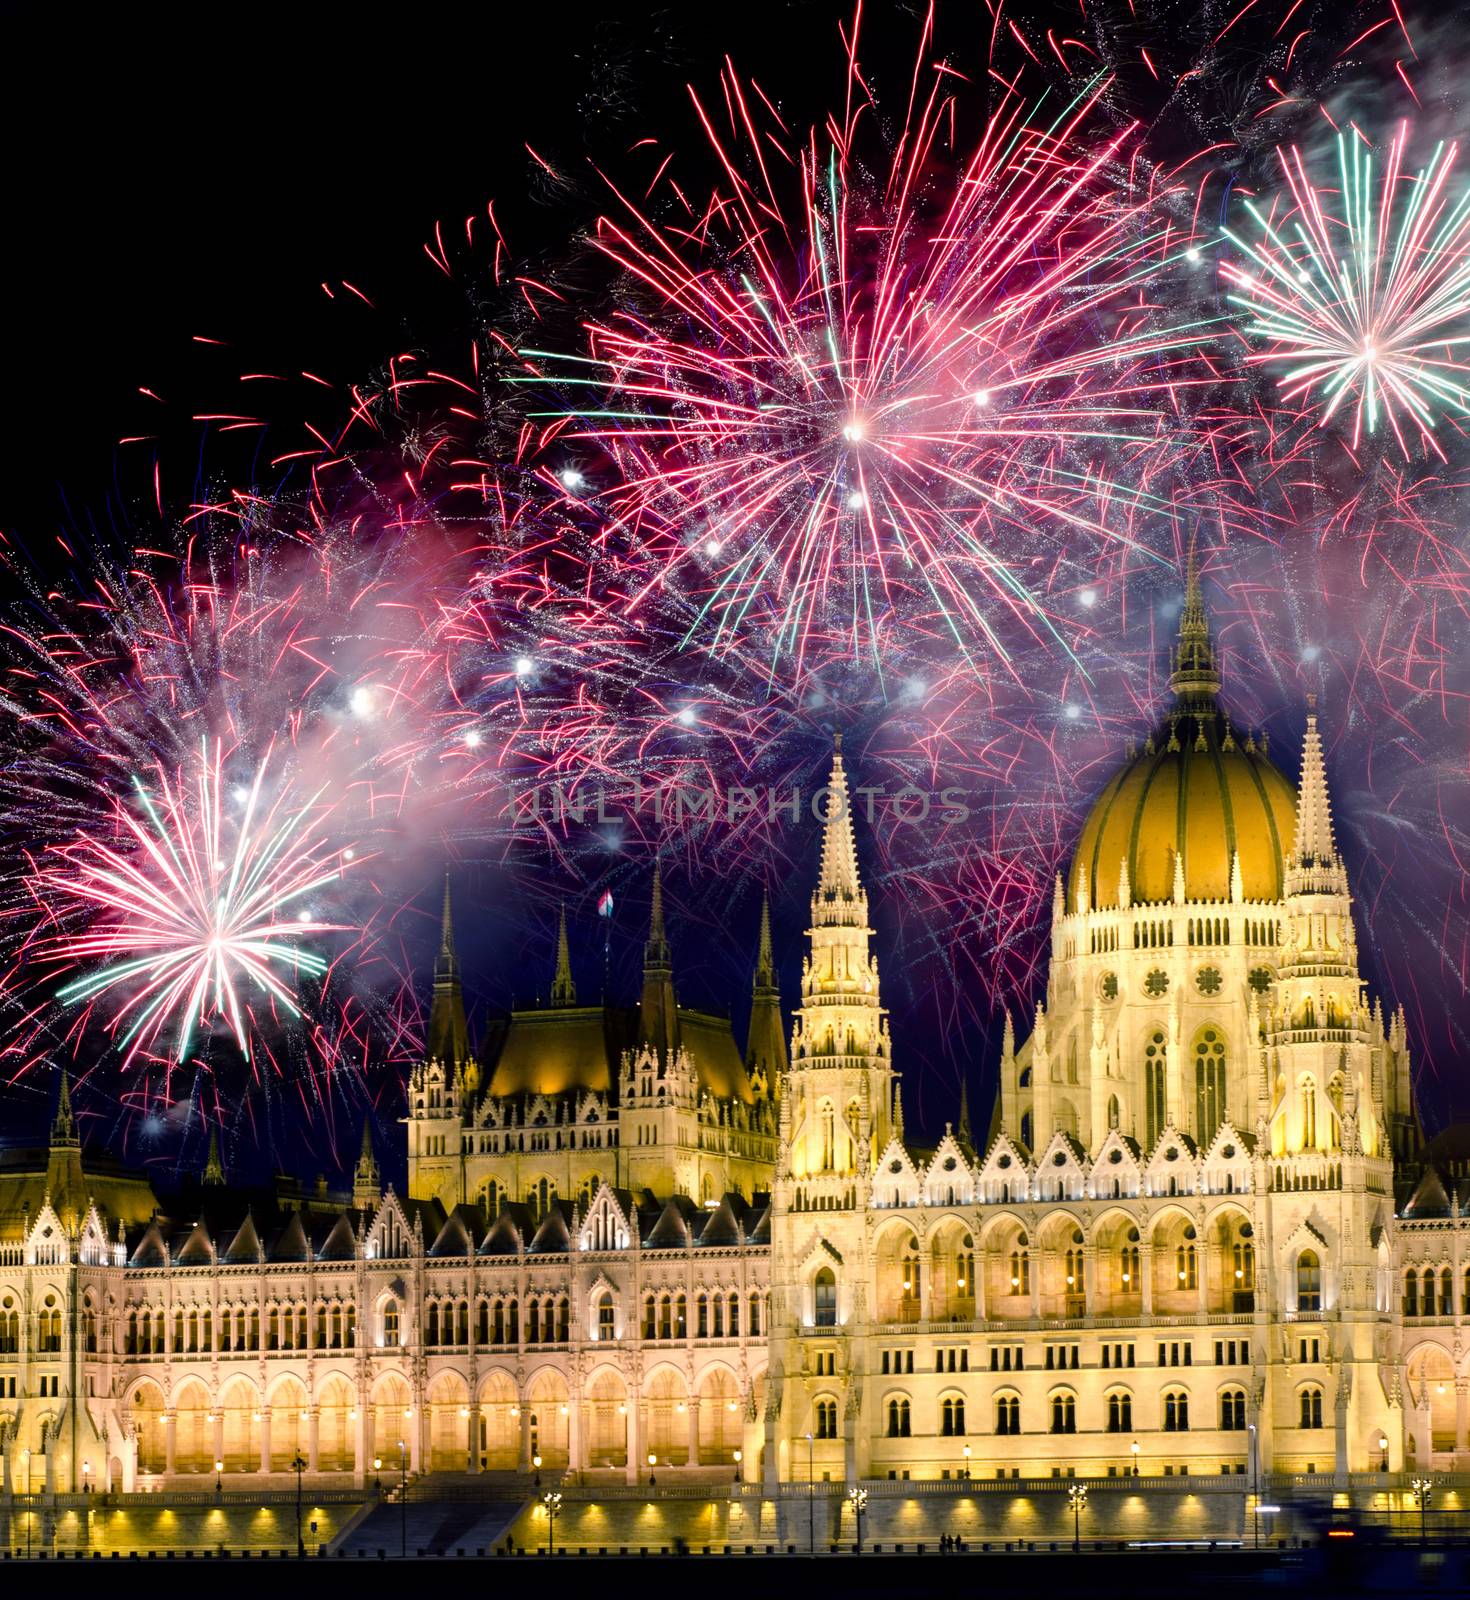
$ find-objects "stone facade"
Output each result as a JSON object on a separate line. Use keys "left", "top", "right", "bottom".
{"left": 0, "top": 573, "right": 1458, "bottom": 1496}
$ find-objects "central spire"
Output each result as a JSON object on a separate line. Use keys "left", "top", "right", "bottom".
{"left": 550, "top": 904, "right": 577, "bottom": 1006}
{"left": 813, "top": 733, "right": 868, "bottom": 927}
{"left": 1169, "top": 540, "right": 1221, "bottom": 709}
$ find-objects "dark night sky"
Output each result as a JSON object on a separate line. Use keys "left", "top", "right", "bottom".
{"left": 2, "top": 0, "right": 1465, "bottom": 1178}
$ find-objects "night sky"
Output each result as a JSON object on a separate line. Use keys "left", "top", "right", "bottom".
{"left": 4, "top": 0, "right": 1468, "bottom": 1183}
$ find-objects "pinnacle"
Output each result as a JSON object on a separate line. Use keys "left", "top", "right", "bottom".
{"left": 551, "top": 903, "right": 577, "bottom": 1006}
{"left": 813, "top": 739, "right": 865, "bottom": 918}
{"left": 1292, "top": 706, "right": 1338, "bottom": 868}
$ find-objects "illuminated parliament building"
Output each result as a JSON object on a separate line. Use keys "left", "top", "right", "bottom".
{"left": 2, "top": 571, "right": 1467, "bottom": 1499}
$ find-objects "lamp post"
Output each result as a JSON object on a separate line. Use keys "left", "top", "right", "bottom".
{"left": 961, "top": 1444, "right": 971, "bottom": 1480}
{"left": 542, "top": 1490, "right": 562, "bottom": 1557}
{"left": 1378, "top": 1434, "right": 1389, "bottom": 1473}
{"left": 19, "top": 1447, "right": 30, "bottom": 1560}
{"left": 292, "top": 1452, "right": 307, "bottom": 1558}
{"left": 1413, "top": 1476, "right": 1433, "bottom": 1547}
{"left": 806, "top": 1431, "right": 815, "bottom": 1556}
{"left": 848, "top": 1486, "right": 867, "bottom": 1554}
{"left": 214, "top": 1457, "right": 223, "bottom": 1499}
{"left": 733, "top": 1448, "right": 742, "bottom": 1481}
{"left": 1067, "top": 1481, "right": 1088, "bottom": 1553}
{"left": 373, "top": 1455, "right": 382, "bottom": 1493}
{"left": 533, "top": 1450, "right": 542, "bottom": 1489}
{"left": 1131, "top": 1440, "right": 1140, "bottom": 1479}
{"left": 398, "top": 1439, "right": 408, "bottom": 1559}
{"left": 647, "top": 1451, "right": 657, "bottom": 1487}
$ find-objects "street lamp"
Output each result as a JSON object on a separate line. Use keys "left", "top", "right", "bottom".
{"left": 542, "top": 1490, "right": 562, "bottom": 1557}
{"left": 1067, "top": 1481, "right": 1088, "bottom": 1553}
{"left": 532, "top": 1450, "right": 542, "bottom": 1488}
{"left": 398, "top": 1440, "right": 408, "bottom": 1559}
{"left": 1413, "top": 1476, "right": 1434, "bottom": 1546}
{"left": 1130, "top": 1440, "right": 1139, "bottom": 1478}
{"left": 848, "top": 1486, "right": 868, "bottom": 1554}
{"left": 1378, "top": 1434, "right": 1389, "bottom": 1473}
{"left": 806, "top": 1432, "right": 815, "bottom": 1557}
{"left": 292, "top": 1452, "right": 307, "bottom": 1558}
{"left": 647, "top": 1451, "right": 657, "bottom": 1486}
{"left": 961, "top": 1444, "right": 972, "bottom": 1480}
{"left": 214, "top": 1458, "right": 223, "bottom": 1498}
{"left": 373, "top": 1455, "right": 382, "bottom": 1493}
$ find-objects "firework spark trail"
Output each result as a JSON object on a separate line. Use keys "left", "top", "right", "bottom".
{"left": 1223, "top": 126, "right": 1470, "bottom": 456}
{"left": 517, "top": 51, "right": 1225, "bottom": 691}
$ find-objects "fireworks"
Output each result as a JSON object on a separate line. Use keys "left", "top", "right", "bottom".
{"left": 5, "top": 0, "right": 1470, "bottom": 1154}
{"left": 526, "top": 68, "right": 1215, "bottom": 688}
{"left": 1223, "top": 127, "right": 1470, "bottom": 456}
{"left": 31, "top": 740, "right": 356, "bottom": 1068}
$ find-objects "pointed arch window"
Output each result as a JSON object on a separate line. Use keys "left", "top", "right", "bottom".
{"left": 1144, "top": 1032, "right": 1166, "bottom": 1151}
{"left": 1302, "top": 1081, "right": 1317, "bottom": 1149}
{"left": 1194, "top": 1030, "right": 1226, "bottom": 1145}
{"left": 819, "top": 1102, "right": 836, "bottom": 1171}
{"left": 813, "top": 1267, "right": 837, "bottom": 1329}
{"left": 1297, "top": 1250, "right": 1322, "bottom": 1313}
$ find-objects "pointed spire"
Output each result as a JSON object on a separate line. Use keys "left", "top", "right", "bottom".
{"left": 353, "top": 1118, "right": 381, "bottom": 1208}
{"left": 813, "top": 737, "right": 866, "bottom": 923}
{"left": 1229, "top": 849, "right": 1244, "bottom": 904}
{"left": 425, "top": 875, "right": 472, "bottom": 1066}
{"left": 51, "top": 1071, "right": 77, "bottom": 1149}
{"left": 203, "top": 1129, "right": 225, "bottom": 1186}
{"left": 1001, "top": 1011, "right": 1016, "bottom": 1066}
{"left": 746, "top": 890, "right": 787, "bottom": 1092}
{"left": 1292, "top": 698, "right": 1338, "bottom": 868}
{"left": 756, "top": 891, "right": 775, "bottom": 987}
{"left": 1172, "top": 847, "right": 1187, "bottom": 905}
{"left": 956, "top": 1076, "right": 974, "bottom": 1156}
{"left": 1117, "top": 856, "right": 1132, "bottom": 911}
{"left": 46, "top": 1071, "right": 83, "bottom": 1218}
{"left": 550, "top": 903, "right": 577, "bottom": 1006}
{"left": 1169, "top": 537, "right": 1221, "bottom": 709}
{"left": 640, "top": 861, "right": 678, "bottom": 1057}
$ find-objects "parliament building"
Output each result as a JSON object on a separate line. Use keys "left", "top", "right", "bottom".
{"left": 2, "top": 571, "right": 1467, "bottom": 1499}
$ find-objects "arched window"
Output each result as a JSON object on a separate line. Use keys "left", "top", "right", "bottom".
{"left": 1144, "top": 1031, "right": 1166, "bottom": 1151}
{"left": 1107, "top": 1095, "right": 1121, "bottom": 1131}
{"left": 1164, "top": 1391, "right": 1189, "bottom": 1432}
{"left": 696, "top": 1293, "right": 709, "bottom": 1339}
{"left": 1176, "top": 1243, "right": 1198, "bottom": 1290}
{"left": 728, "top": 1293, "right": 740, "bottom": 1336}
{"left": 1422, "top": 1268, "right": 1437, "bottom": 1317}
{"left": 597, "top": 1292, "right": 615, "bottom": 1341}
{"left": 675, "top": 1294, "right": 687, "bottom": 1338}
{"left": 1009, "top": 1247, "right": 1030, "bottom": 1295}
{"left": 1220, "top": 1389, "right": 1247, "bottom": 1430}
{"left": 995, "top": 1395, "right": 1020, "bottom": 1436}
{"left": 749, "top": 1294, "right": 761, "bottom": 1337}
{"left": 1300, "top": 1387, "right": 1323, "bottom": 1429}
{"left": 1119, "top": 1241, "right": 1140, "bottom": 1291}
{"left": 1194, "top": 1029, "right": 1227, "bottom": 1145}
{"left": 886, "top": 1397, "right": 911, "bottom": 1437}
{"left": 819, "top": 1102, "right": 836, "bottom": 1171}
{"left": 381, "top": 1299, "right": 399, "bottom": 1347}
{"left": 1405, "top": 1271, "right": 1420, "bottom": 1317}
{"left": 1049, "top": 1393, "right": 1076, "bottom": 1434}
{"left": 1297, "top": 1250, "right": 1322, "bottom": 1313}
{"left": 426, "top": 1303, "right": 440, "bottom": 1347}
{"left": 815, "top": 1398, "right": 839, "bottom": 1439}
{"left": 1234, "top": 1242, "right": 1256, "bottom": 1292}
{"left": 1107, "top": 1392, "right": 1132, "bottom": 1433}
{"left": 814, "top": 1267, "right": 837, "bottom": 1329}
{"left": 900, "top": 1244, "right": 921, "bottom": 1312}
{"left": 941, "top": 1397, "right": 966, "bottom": 1437}
{"left": 1302, "top": 1081, "right": 1317, "bottom": 1149}
{"left": 1020, "top": 1111, "right": 1033, "bottom": 1150}
{"left": 1441, "top": 1267, "right": 1453, "bottom": 1316}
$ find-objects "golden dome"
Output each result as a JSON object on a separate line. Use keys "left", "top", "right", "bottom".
{"left": 1068, "top": 558, "right": 1299, "bottom": 911}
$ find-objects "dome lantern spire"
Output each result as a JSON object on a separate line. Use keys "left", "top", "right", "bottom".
{"left": 1169, "top": 539, "right": 1221, "bottom": 709}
